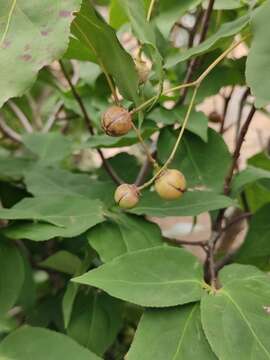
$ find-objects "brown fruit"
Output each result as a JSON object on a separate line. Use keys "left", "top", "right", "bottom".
{"left": 114, "top": 184, "right": 140, "bottom": 209}
{"left": 155, "top": 169, "right": 186, "bottom": 200}
{"left": 102, "top": 106, "right": 132, "bottom": 137}
{"left": 134, "top": 58, "right": 151, "bottom": 84}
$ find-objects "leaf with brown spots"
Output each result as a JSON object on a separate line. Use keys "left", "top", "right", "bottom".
{"left": 0, "top": 0, "right": 82, "bottom": 108}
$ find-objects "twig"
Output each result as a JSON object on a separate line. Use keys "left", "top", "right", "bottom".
{"left": 222, "top": 212, "right": 251, "bottom": 233}
{"left": 165, "top": 237, "right": 208, "bottom": 248}
{"left": 26, "top": 94, "right": 43, "bottom": 130}
{"left": 59, "top": 60, "right": 123, "bottom": 185}
{"left": 214, "top": 251, "right": 236, "bottom": 272}
{"left": 220, "top": 87, "right": 234, "bottom": 134}
{"left": 223, "top": 105, "right": 256, "bottom": 195}
{"left": 174, "top": 23, "right": 192, "bottom": 33}
{"left": 235, "top": 87, "right": 250, "bottom": 145}
{"left": 131, "top": 122, "right": 157, "bottom": 166}
{"left": 188, "top": 8, "right": 204, "bottom": 48}
{"left": 135, "top": 159, "right": 152, "bottom": 186}
{"left": 198, "top": 0, "right": 215, "bottom": 43}
{"left": 204, "top": 232, "right": 219, "bottom": 287}
{"left": 179, "top": 0, "right": 215, "bottom": 104}
{"left": 212, "top": 104, "right": 256, "bottom": 243}
{"left": 42, "top": 101, "right": 64, "bottom": 133}
{"left": 8, "top": 101, "right": 33, "bottom": 133}
{"left": 0, "top": 116, "right": 22, "bottom": 143}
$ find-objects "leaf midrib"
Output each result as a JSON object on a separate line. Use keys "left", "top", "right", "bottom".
{"left": 172, "top": 304, "right": 198, "bottom": 359}
{"left": 0, "top": 0, "right": 16, "bottom": 46}
{"left": 134, "top": 198, "right": 231, "bottom": 212}
{"left": 222, "top": 288, "right": 270, "bottom": 359}
{"left": 82, "top": 278, "right": 202, "bottom": 287}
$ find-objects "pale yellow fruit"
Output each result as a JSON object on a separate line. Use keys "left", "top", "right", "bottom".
{"left": 155, "top": 169, "right": 186, "bottom": 200}
{"left": 102, "top": 106, "right": 132, "bottom": 137}
{"left": 114, "top": 184, "right": 140, "bottom": 209}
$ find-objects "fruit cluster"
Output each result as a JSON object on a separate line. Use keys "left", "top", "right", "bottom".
{"left": 101, "top": 105, "right": 187, "bottom": 209}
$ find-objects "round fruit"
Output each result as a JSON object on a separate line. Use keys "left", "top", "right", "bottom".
{"left": 114, "top": 184, "right": 140, "bottom": 209}
{"left": 102, "top": 106, "right": 132, "bottom": 137}
{"left": 155, "top": 169, "right": 186, "bottom": 200}
{"left": 134, "top": 58, "right": 151, "bottom": 84}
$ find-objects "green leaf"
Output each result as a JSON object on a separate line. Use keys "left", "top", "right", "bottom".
{"left": 0, "top": 241, "right": 24, "bottom": 318}
{"left": 165, "top": 14, "right": 250, "bottom": 68}
{"left": 0, "top": 195, "right": 105, "bottom": 240}
{"left": 97, "top": 153, "right": 141, "bottom": 184}
{"left": 64, "top": 37, "right": 97, "bottom": 62}
{"left": 158, "top": 128, "right": 231, "bottom": 191}
{"left": 22, "top": 133, "right": 72, "bottom": 164}
{"left": 212, "top": 0, "right": 243, "bottom": 9}
{"left": 148, "top": 106, "right": 208, "bottom": 142}
{"left": 201, "top": 264, "right": 270, "bottom": 360}
{"left": 118, "top": 0, "right": 154, "bottom": 44}
{"left": 62, "top": 249, "right": 95, "bottom": 328}
{"left": 67, "top": 291, "right": 123, "bottom": 356}
{"left": 156, "top": 0, "right": 202, "bottom": 38}
{"left": 248, "top": 152, "right": 270, "bottom": 171}
{"left": 0, "top": 326, "right": 101, "bottom": 359}
{"left": 245, "top": 182, "right": 270, "bottom": 213}
{"left": 16, "top": 253, "right": 36, "bottom": 311}
{"left": 130, "top": 191, "right": 235, "bottom": 217}
{"left": 63, "top": 283, "right": 79, "bottom": 328}
{"left": 82, "top": 121, "right": 157, "bottom": 148}
{"left": 246, "top": 1, "right": 270, "bottom": 107}
{"left": 0, "top": 157, "right": 33, "bottom": 181}
{"left": 109, "top": 0, "right": 129, "bottom": 29}
{"left": 127, "top": 303, "right": 216, "bottom": 360}
{"left": 73, "top": 246, "right": 204, "bottom": 307}
{"left": 231, "top": 166, "right": 270, "bottom": 196}
{"left": 0, "top": 195, "right": 104, "bottom": 227}
{"left": 235, "top": 204, "right": 270, "bottom": 268}
{"left": 0, "top": 0, "right": 82, "bottom": 108}
{"left": 24, "top": 166, "right": 115, "bottom": 204}
{"left": 88, "top": 214, "right": 163, "bottom": 262}
{"left": 71, "top": 0, "right": 139, "bottom": 101}
{"left": 39, "top": 251, "right": 82, "bottom": 275}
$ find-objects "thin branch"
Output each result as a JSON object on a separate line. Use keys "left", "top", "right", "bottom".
{"left": 8, "top": 100, "right": 33, "bottom": 133}
{"left": 59, "top": 60, "right": 123, "bottom": 185}
{"left": 188, "top": 8, "right": 204, "bottom": 48}
{"left": 179, "top": 0, "right": 215, "bottom": 104}
{"left": 198, "top": 0, "right": 215, "bottom": 44}
{"left": 42, "top": 101, "right": 63, "bottom": 133}
{"left": 26, "top": 94, "right": 43, "bottom": 130}
{"left": 0, "top": 116, "right": 22, "bottom": 143}
{"left": 222, "top": 212, "right": 251, "bottom": 233}
{"left": 135, "top": 159, "right": 152, "bottom": 186}
{"left": 212, "top": 104, "right": 256, "bottom": 241}
{"left": 174, "top": 22, "right": 192, "bottom": 33}
{"left": 220, "top": 87, "right": 234, "bottom": 134}
{"left": 204, "top": 232, "right": 219, "bottom": 287}
{"left": 165, "top": 237, "right": 208, "bottom": 248}
{"left": 235, "top": 87, "right": 250, "bottom": 145}
{"left": 214, "top": 251, "right": 236, "bottom": 272}
{"left": 131, "top": 122, "right": 157, "bottom": 166}
{"left": 223, "top": 105, "right": 256, "bottom": 195}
